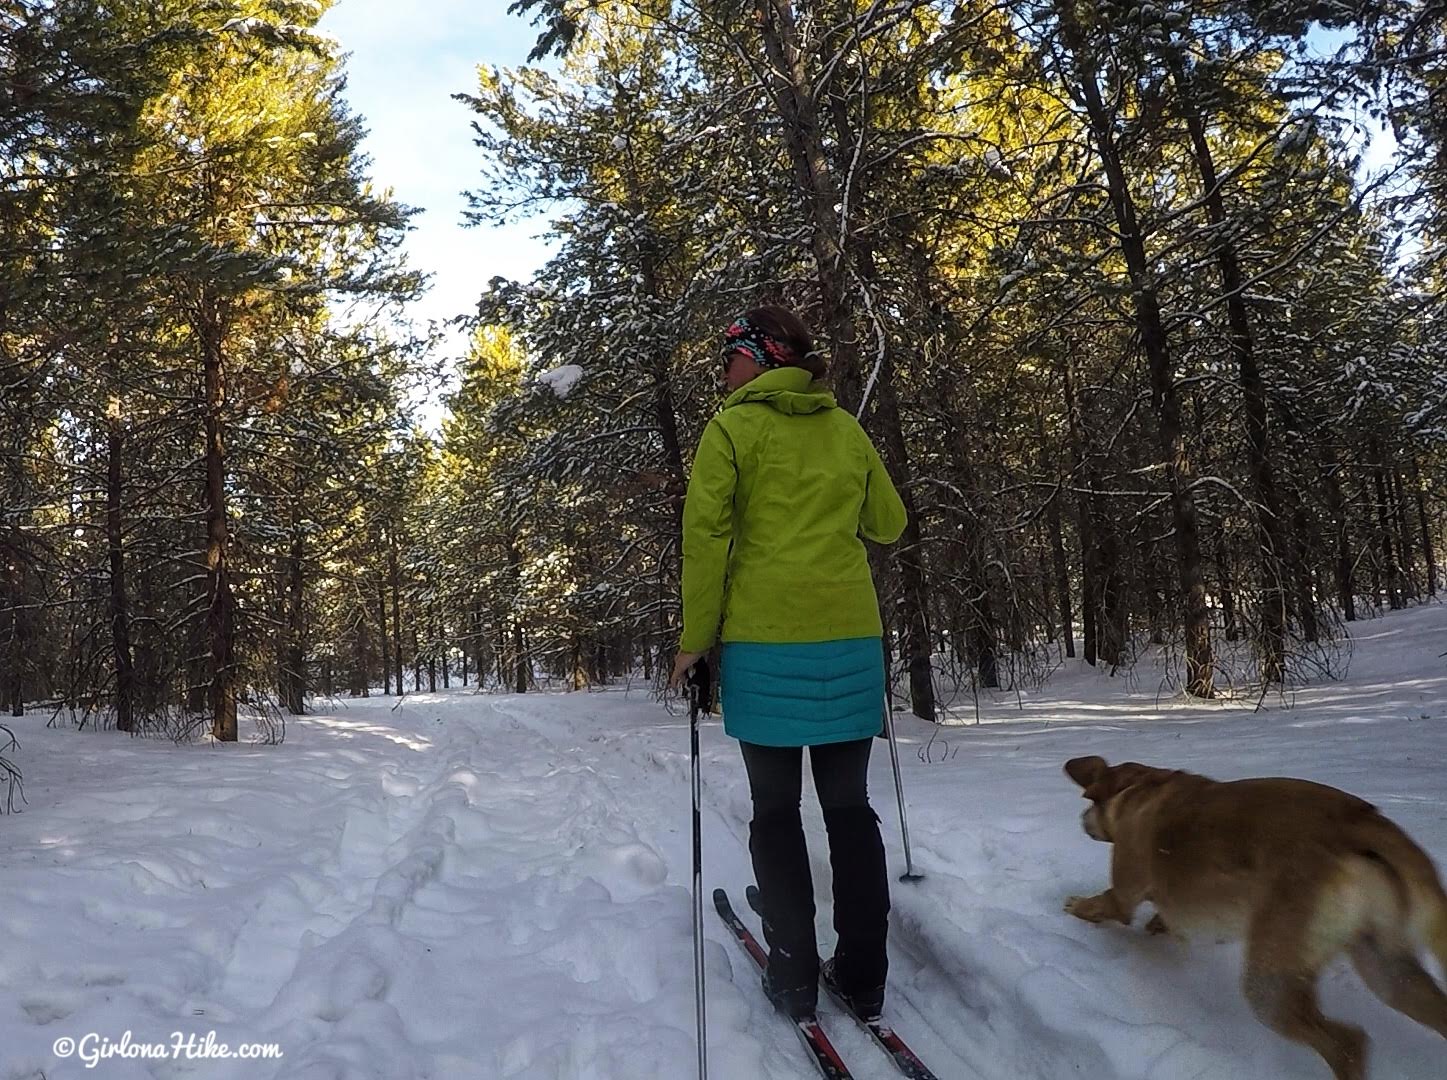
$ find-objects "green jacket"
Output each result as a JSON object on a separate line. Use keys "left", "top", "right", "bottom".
{"left": 680, "top": 367, "right": 907, "bottom": 653}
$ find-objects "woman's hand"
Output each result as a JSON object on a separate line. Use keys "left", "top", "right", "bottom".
{"left": 670, "top": 650, "right": 705, "bottom": 689}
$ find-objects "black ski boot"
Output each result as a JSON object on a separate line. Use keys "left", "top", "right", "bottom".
{"left": 761, "top": 965, "right": 818, "bottom": 1020}
{"left": 821, "top": 956, "right": 885, "bottom": 1022}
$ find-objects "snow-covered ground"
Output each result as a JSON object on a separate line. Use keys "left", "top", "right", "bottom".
{"left": 2, "top": 604, "right": 1445, "bottom": 1079}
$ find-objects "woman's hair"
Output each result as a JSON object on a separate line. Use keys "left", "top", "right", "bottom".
{"left": 743, "top": 305, "right": 827, "bottom": 379}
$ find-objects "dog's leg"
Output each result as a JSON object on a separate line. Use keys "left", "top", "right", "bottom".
{"left": 1242, "top": 970, "right": 1366, "bottom": 1080}
{"left": 1064, "top": 891, "right": 1131, "bottom": 924}
{"left": 1066, "top": 845, "right": 1149, "bottom": 927}
{"left": 1349, "top": 933, "right": 1447, "bottom": 1040}
{"left": 1243, "top": 913, "right": 1367, "bottom": 1080}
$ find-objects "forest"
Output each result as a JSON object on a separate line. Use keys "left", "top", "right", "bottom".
{"left": 2, "top": 0, "right": 1445, "bottom": 763}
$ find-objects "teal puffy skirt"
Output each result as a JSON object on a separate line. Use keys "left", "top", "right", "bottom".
{"left": 720, "top": 637, "right": 885, "bottom": 748}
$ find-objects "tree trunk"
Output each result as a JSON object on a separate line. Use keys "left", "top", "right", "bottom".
{"left": 1389, "top": 461, "right": 1417, "bottom": 600}
{"left": 1369, "top": 438, "right": 1404, "bottom": 610}
{"left": 1063, "top": 350, "right": 1097, "bottom": 666}
{"left": 198, "top": 296, "right": 237, "bottom": 741}
{"left": 1146, "top": 572, "right": 1166, "bottom": 647}
{"left": 1366, "top": 481, "right": 1384, "bottom": 611}
{"left": 505, "top": 539, "right": 529, "bottom": 693}
{"left": 967, "top": 546, "right": 1000, "bottom": 690}
{"left": 1080, "top": 525, "right": 1098, "bottom": 666}
{"left": 428, "top": 603, "right": 438, "bottom": 692}
{"left": 388, "top": 534, "right": 404, "bottom": 693}
{"left": 412, "top": 623, "right": 421, "bottom": 693}
{"left": 378, "top": 578, "right": 391, "bottom": 695}
{"left": 1004, "top": 568, "right": 1027, "bottom": 654}
{"left": 1040, "top": 529, "right": 1057, "bottom": 647}
{"left": 755, "top": 0, "right": 863, "bottom": 412}
{"left": 105, "top": 410, "right": 136, "bottom": 733}
{"left": 494, "top": 610, "right": 508, "bottom": 687}
{"left": 512, "top": 620, "right": 528, "bottom": 693}
{"left": 1215, "top": 534, "right": 1239, "bottom": 642}
{"left": 873, "top": 367, "right": 936, "bottom": 719}
{"left": 1290, "top": 505, "right": 1320, "bottom": 643}
{"left": 1049, "top": 486, "right": 1075, "bottom": 658}
{"left": 825, "top": 133, "right": 939, "bottom": 712}
{"left": 471, "top": 601, "right": 485, "bottom": 687}
{"left": 134, "top": 567, "right": 161, "bottom": 715}
{"left": 1411, "top": 456, "right": 1437, "bottom": 597}
{"left": 3, "top": 559, "right": 23, "bottom": 716}
{"left": 1058, "top": 10, "right": 1212, "bottom": 696}
{"left": 1323, "top": 451, "right": 1355, "bottom": 621}
{"left": 282, "top": 517, "right": 306, "bottom": 714}
{"left": 1097, "top": 529, "right": 1128, "bottom": 670}
{"left": 185, "top": 576, "right": 206, "bottom": 712}
{"left": 351, "top": 606, "right": 367, "bottom": 695}
{"left": 1163, "top": 43, "right": 1283, "bottom": 685}
{"left": 753, "top": 0, "right": 935, "bottom": 720}
{"left": 614, "top": 109, "right": 690, "bottom": 536}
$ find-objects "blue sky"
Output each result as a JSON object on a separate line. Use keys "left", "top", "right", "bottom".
{"left": 317, "top": 0, "right": 557, "bottom": 376}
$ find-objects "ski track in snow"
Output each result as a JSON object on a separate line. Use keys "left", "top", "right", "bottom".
{"left": 1, "top": 604, "right": 1445, "bottom": 1078}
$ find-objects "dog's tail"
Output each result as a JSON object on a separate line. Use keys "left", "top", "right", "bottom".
{"left": 1417, "top": 875, "right": 1447, "bottom": 982}
{"left": 1360, "top": 816, "right": 1447, "bottom": 979}
{"left": 1429, "top": 902, "right": 1447, "bottom": 983}
{"left": 1409, "top": 875, "right": 1447, "bottom": 984}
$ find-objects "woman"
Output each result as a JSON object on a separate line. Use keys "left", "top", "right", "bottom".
{"left": 670, "top": 305, "right": 907, "bottom": 1022}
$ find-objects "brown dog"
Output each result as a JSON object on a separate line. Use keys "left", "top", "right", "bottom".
{"left": 1063, "top": 755, "right": 1447, "bottom": 1080}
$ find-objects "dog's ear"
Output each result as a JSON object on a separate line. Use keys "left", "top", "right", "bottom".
{"left": 1064, "top": 755, "right": 1109, "bottom": 790}
{"left": 1082, "top": 761, "right": 1176, "bottom": 803}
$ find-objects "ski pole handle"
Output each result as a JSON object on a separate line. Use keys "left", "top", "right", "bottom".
{"left": 686, "top": 657, "right": 713, "bottom": 720}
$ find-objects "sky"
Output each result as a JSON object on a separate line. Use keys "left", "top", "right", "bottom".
{"left": 316, "top": 0, "right": 558, "bottom": 414}
{"left": 312, "top": 7, "right": 1400, "bottom": 429}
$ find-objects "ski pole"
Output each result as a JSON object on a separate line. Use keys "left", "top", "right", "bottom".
{"left": 882, "top": 688, "right": 923, "bottom": 882}
{"left": 687, "top": 659, "right": 713, "bottom": 1080}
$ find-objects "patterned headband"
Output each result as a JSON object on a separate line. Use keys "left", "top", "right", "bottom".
{"left": 721, "top": 316, "right": 797, "bottom": 370}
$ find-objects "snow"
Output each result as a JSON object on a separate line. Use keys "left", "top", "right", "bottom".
{"left": 1, "top": 605, "right": 1445, "bottom": 1078}
{"left": 537, "top": 364, "right": 585, "bottom": 399}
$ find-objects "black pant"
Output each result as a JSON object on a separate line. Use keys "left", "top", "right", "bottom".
{"left": 740, "top": 738, "right": 890, "bottom": 1006}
